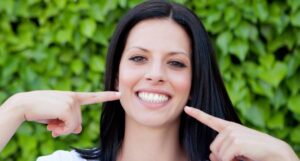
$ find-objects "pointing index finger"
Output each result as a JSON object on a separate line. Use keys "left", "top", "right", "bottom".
{"left": 73, "top": 91, "right": 121, "bottom": 105}
{"left": 184, "top": 106, "right": 229, "bottom": 132}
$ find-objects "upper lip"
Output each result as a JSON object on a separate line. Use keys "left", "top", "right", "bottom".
{"left": 136, "top": 89, "right": 172, "bottom": 98}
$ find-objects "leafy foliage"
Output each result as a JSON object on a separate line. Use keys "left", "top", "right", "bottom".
{"left": 0, "top": 0, "right": 299, "bottom": 160}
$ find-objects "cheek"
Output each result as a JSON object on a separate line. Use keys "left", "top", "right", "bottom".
{"left": 118, "top": 63, "right": 143, "bottom": 92}
{"left": 169, "top": 71, "right": 191, "bottom": 95}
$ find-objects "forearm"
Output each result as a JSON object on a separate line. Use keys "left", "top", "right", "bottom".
{"left": 0, "top": 99, "right": 25, "bottom": 152}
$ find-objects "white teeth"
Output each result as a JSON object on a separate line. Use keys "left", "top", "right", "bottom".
{"left": 138, "top": 92, "right": 169, "bottom": 103}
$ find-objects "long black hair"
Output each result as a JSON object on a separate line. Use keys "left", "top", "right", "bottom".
{"left": 77, "top": 1, "right": 240, "bottom": 161}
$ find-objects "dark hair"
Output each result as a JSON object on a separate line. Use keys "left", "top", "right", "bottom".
{"left": 77, "top": 1, "right": 240, "bottom": 161}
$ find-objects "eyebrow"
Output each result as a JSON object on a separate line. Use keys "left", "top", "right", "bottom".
{"left": 126, "top": 46, "right": 190, "bottom": 56}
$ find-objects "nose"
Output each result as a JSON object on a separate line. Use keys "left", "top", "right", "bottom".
{"left": 144, "top": 62, "right": 165, "bottom": 84}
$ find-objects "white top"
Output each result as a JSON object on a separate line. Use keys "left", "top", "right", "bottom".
{"left": 36, "top": 150, "right": 90, "bottom": 161}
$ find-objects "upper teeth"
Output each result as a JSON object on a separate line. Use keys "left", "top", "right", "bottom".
{"left": 138, "top": 92, "right": 169, "bottom": 103}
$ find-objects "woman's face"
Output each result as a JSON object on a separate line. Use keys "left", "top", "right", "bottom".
{"left": 118, "top": 19, "right": 192, "bottom": 127}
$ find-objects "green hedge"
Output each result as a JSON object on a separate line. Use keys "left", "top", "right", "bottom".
{"left": 0, "top": 0, "right": 299, "bottom": 160}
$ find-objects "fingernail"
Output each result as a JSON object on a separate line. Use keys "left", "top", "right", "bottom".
{"left": 184, "top": 106, "right": 197, "bottom": 114}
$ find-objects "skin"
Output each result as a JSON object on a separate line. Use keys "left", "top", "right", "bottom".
{"left": 0, "top": 90, "right": 120, "bottom": 152}
{"left": 117, "top": 18, "right": 191, "bottom": 161}
{"left": 184, "top": 106, "right": 300, "bottom": 161}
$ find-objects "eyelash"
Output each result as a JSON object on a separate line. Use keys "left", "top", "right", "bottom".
{"left": 129, "top": 56, "right": 147, "bottom": 63}
{"left": 129, "top": 56, "right": 187, "bottom": 68}
{"left": 168, "top": 61, "right": 187, "bottom": 68}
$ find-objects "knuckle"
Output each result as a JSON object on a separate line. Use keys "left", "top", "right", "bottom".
{"left": 68, "top": 98, "right": 76, "bottom": 106}
{"left": 62, "top": 103, "right": 72, "bottom": 114}
{"left": 232, "top": 137, "right": 241, "bottom": 146}
{"left": 225, "top": 125, "right": 235, "bottom": 132}
{"left": 228, "top": 130, "right": 237, "bottom": 138}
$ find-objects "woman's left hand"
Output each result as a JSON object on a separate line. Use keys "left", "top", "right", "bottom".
{"left": 184, "top": 106, "right": 300, "bottom": 161}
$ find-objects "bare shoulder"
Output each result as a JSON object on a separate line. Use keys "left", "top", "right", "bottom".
{"left": 36, "top": 150, "right": 87, "bottom": 161}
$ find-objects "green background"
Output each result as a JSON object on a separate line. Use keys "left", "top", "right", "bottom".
{"left": 0, "top": 0, "right": 300, "bottom": 160}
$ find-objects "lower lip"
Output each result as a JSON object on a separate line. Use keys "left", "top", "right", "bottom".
{"left": 136, "top": 94, "right": 170, "bottom": 110}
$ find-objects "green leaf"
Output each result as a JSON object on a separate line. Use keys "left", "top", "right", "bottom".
{"left": 55, "top": 79, "right": 72, "bottom": 90}
{"left": 253, "top": 1, "right": 269, "bottom": 22}
{"left": 55, "top": 28, "right": 72, "bottom": 44}
{"left": 290, "top": 125, "right": 300, "bottom": 143}
{"left": 285, "top": 52, "right": 300, "bottom": 77}
{"left": 245, "top": 99, "right": 270, "bottom": 128}
{"left": 0, "top": 139, "right": 17, "bottom": 157}
{"left": 234, "top": 21, "right": 258, "bottom": 40}
{"left": 0, "top": 92, "right": 7, "bottom": 103}
{"left": 227, "top": 78, "right": 248, "bottom": 105}
{"left": 216, "top": 31, "right": 232, "bottom": 55}
{"left": 89, "top": 56, "right": 105, "bottom": 72}
{"left": 286, "top": 74, "right": 300, "bottom": 95}
{"left": 267, "top": 112, "right": 285, "bottom": 129}
{"left": 272, "top": 87, "right": 287, "bottom": 110}
{"left": 288, "top": 95, "right": 300, "bottom": 114}
{"left": 0, "top": 0, "right": 14, "bottom": 15}
{"left": 92, "top": 27, "right": 109, "bottom": 46}
{"left": 260, "top": 25, "right": 274, "bottom": 41}
{"left": 291, "top": 10, "right": 300, "bottom": 27}
{"left": 53, "top": 0, "right": 67, "bottom": 9}
{"left": 119, "top": 0, "right": 127, "bottom": 8}
{"left": 229, "top": 39, "right": 249, "bottom": 61}
{"left": 71, "top": 59, "right": 84, "bottom": 75}
{"left": 288, "top": 0, "right": 300, "bottom": 12}
{"left": 17, "top": 123, "right": 33, "bottom": 135}
{"left": 258, "top": 62, "right": 287, "bottom": 87}
{"left": 251, "top": 39, "right": 267, "bottom": 55}
{"left": 259, "top": 54, "right": 274, "bottom": 69}
{"left": 80, "top": 18, "right": 97, "bottom": 38}
{"left": 249, "top": 79, "right": 274, "bottom": 98}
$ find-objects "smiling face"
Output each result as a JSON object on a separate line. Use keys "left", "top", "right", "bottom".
{"left": 118, "top": 18, "right": 192, "bottom": 128}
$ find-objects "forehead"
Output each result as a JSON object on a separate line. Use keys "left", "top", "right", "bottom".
{"left": 124, "top": 18, "right": 192, "bottom": 55}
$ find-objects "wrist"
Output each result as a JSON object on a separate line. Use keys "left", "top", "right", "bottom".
{"left": 1, "top": 93, "right": 26, "bottom": 125}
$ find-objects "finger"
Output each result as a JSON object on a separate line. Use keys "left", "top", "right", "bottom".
{"left": 71, "top": 104, "right": 82, "bottom": 134}
{"left": 52, "top": 111, "right": 77, "bottom": 136}
{"left": 52, "top": 131, "right": 59, "bottom": 138}
{"left": 73, "top": 91, "right": 121, "bottom": 105}
{"left": 209, "top": 153, "right": 218, "bottom": 161}
{"left": 210, "top": 128, "right": 229, "bottom": 155}
{"left": 218, "top": 133, "right": 236, "bottom": 159}
{"left": 221, "top": 145, "right": 241, "bottom": 161}
{"left": 47, "top": 119, "right": 64, "bottom": 131}
{"left": 184, "top": 106, "right": 230, "bottom": 132}
{"left": 73, "top": 126, "right": 82, "bottom": 134}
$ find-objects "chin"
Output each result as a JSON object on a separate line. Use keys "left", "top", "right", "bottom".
{"left": 124, "top": 110, "right": 182, "bottom": 129}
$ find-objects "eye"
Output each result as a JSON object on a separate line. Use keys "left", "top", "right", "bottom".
{"left": 168, "top": 61, "right": 187, "bottom": 68}
{"left": 129, "top": 56, "right": 147, "bottom": 63}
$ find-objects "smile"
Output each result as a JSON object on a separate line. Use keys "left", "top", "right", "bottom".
{"left": 137, "top": 92, "right": 170, "bottom": 103}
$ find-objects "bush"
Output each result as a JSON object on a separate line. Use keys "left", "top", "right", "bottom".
{"left": 0, "top": 0, "right": 299, "bottom": 160}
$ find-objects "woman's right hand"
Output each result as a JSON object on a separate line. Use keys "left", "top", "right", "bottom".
{"left": 1, "top": 90, "right": 120, "bottom": 137}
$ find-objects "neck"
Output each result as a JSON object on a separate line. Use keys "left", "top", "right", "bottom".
{"left": 117, "top": 116, "right": 187, "bottom": 161}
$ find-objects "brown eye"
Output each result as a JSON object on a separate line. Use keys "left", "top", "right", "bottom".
{"left": 129, "top": 56, "right": 147, "bottom": 63}
{"left": 168, "top": 61, "right": 186, "bottom": 68}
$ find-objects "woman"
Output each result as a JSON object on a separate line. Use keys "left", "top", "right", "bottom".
{"left": 0, "top": 1, "right": 299, "bottom": 161}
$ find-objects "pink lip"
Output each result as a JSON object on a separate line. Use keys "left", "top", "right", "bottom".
{"left": 135, "top": 89, "right": 172, "bottom": 110}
